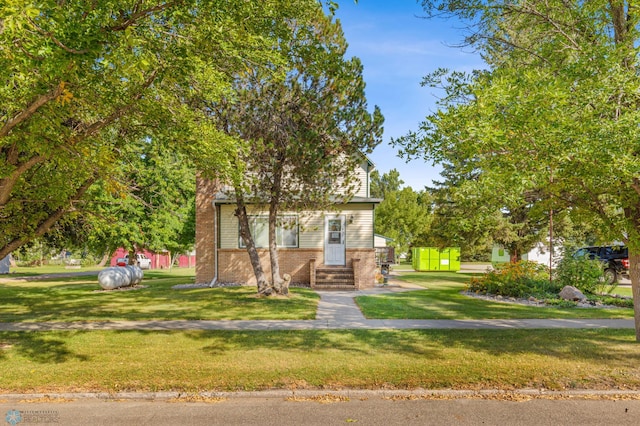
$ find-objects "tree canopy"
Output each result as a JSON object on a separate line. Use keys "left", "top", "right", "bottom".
{"left": 0, "top": 0, "right": 322, "bottom": 260}
{"left": 400, "top": 0, "right": 640, "bottom": 339}
{"left": 197, "top": 4, "right": 383, "bottom": 295}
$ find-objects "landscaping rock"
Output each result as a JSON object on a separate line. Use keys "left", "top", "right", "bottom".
{"left": 559, "top": 285, "right": 586, "bottom": 301}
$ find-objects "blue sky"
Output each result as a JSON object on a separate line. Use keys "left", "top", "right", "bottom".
{"left": 332, "top": 0, "right": 485, "bottom": 190}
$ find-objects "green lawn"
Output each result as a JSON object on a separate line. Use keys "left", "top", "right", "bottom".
{"left": 8, "top": 265, "right": 104, "bottom": 276}
{"left": 1, "top": 329, "right": 638, "bottom": 393}
{"left": 356, "top": 271, "right": 634, "bottom": 320}
{"left": 1, "top": 266, "right": 639, "bottom": 394}
{"left": 0, "top": 269, "right": 319, "bottom": 322}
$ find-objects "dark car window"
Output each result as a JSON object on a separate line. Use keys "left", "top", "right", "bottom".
{"left": 575, "top": 245, "right": 627, "bottom": 260}
{"left": 609, "top": 246, "right": 628, "bottom": 258}
{"left": 574, "top": 248, "right": 589, "bottom": 258}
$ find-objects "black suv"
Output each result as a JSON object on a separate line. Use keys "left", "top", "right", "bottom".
{"left": 573, "top": 245, "right": 629, "bottom": 284}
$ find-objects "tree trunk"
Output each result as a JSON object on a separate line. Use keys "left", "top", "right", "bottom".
{"left": 235, "top": 198, "right": 271, "bottom": 295}
{"left": 624, "top": 203, "right": 640, "bottom": 341}
{"left": 509, "top": 247, "right": 519, "bottom": 263}
{"left": 267, "top": 159, "right": 285, "bottom": 295}
{"left": 630, "top": 252, "right": 640, "bottom": 342}
{"left": 170, "top": 252, "right": 179, "bottom": 270}
{"left": 268, "top": 209, "right": 283, "bottom": 294}
{"left": 97, "top": 250, "right": 111, "bottom": 267}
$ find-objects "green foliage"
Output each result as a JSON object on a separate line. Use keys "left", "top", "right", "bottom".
{"left": 543, "top": 298, "right": 578, "bottom": 309}
{"left": 374, "top": 186, "right": 432, "bottom": 256}
{"left": 467, "top": 261, "right": 554, "bottom": 298}
{"left": 589, "top": 295, "right": 634, "bottom": 309}
{"left": 554, "top": 250, "right": 606, "bottom": 295}
{"left": 198, "top": 4, "right": 383, "bottom": 292}
{"left": 0, "top": 0, "right": 316, "bottom": 259}
{"left": 357, "top": 269, "right": 632, "bottom": 319}
{"left": 370, "top": 168, "right": 404, "bottom": 199}
{"left": 371, "top": 169, "right": 436, "bottom": 257}
{"left": 404, "top": 0, "right": 640, "bottom": 338}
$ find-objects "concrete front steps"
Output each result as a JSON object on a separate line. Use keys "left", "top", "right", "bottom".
{"left": 314, "top": 266, "right": 355, "bottom": 290}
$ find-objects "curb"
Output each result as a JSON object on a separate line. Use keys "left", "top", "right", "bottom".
{"left": 2, "top": 388, "right": 640, "bottom": 402}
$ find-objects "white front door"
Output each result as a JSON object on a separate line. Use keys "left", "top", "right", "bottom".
{"left": 324, "top": 216, "right": 346, "bottom": 266}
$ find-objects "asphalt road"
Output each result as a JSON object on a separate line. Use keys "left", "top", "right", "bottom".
{"left": 2, "top": 393, "right": 639, "bottom": 426}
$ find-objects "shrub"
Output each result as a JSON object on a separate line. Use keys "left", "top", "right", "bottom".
{"left": 466, "top": 261, "right": 552, "bottom": 298}
{"left": 554, "top": 250, "right": 604, "bottom": 294}
{"left": 544, "top": 298, "right": 578, "bottom": 308}
{"left": 587, "top": 295, "right": 634, "bottom": 309}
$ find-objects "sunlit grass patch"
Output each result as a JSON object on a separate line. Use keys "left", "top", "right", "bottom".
{"left": 0, "top": 270, "right": 319, "bottom": 322}
{"left": 0, "top": 329, "right": 637, "bottom": 393}
{"left": 358, "top": 270, "right": 634, "bottom": 320}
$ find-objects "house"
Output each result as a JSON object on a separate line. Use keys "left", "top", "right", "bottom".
{"left": 491, "top": 243, "right": 561, "bottom": 267}
{"left": 195, "top": 158, "right": 382, "bottom": 289}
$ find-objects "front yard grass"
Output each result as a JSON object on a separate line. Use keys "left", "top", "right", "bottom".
{"left": 0, "top": 269, "right": 319, "bottom": 322}
{"left": 1, "top": 267, "right": 638, "bottom": 394}
{"left": 356, "top": 271, "right": 634, "bottom": 320}
{"left": 0, "top": 329, "right": 638, "bottom": 393}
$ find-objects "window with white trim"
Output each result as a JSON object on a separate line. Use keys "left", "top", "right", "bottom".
{"left": 239, "top": 215, "right": 299, "bottom": 248}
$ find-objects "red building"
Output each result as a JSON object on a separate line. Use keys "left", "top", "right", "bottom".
{"left": 110, "top": 248, "right": 196, "bottom": 269}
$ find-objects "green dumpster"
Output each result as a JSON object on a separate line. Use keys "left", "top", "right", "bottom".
{"left": 412, "top": 247, "right": 461, "bottom": 271}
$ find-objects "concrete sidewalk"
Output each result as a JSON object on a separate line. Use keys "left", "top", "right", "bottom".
{"left": 0, "top": 282, "right": 634, "bottom": 331}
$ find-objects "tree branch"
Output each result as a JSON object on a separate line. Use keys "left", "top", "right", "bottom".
{"left": 108, "top": 2, "right": 179, "bottom": 31}
{"left": 0, "top": 155, "right": 48, "bottom": 205}
{"left": 0, "top": 176, "right": 97, "bottom": 260}
{"left": 25, "top": 15, "right": 89, "bottom": 54}
{"left": 0, "top": 83, "right": 65, "bottom": 138}
{"left": 71, "top": 70, "right": 158, "bottom": 144}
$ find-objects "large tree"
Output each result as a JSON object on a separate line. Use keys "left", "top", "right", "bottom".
{"left": 0, "top": 0, "right": 298, "bottom": 260}
{"left": 401, "top": 1, "right": 640, "bottom": 339}
{"left": 198, "top": 4, "right": 383, "bottom": 295}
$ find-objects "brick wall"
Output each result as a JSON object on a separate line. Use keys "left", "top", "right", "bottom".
{"left": 347, "top": 248, "right": 377, "bottom": 288}
{"left": 217, "top": 247, "right": 377, "bottom": 288}
{"left": 195, "top": 176, "right": 218, "bottom": 284}
{"left": 217, "top": 248, "right": 322, "bottom": 285}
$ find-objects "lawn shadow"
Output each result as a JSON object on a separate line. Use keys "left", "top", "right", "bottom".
{"left": 0, "top": 281, "right": 319, "bottom": 322}
{"left": 180, "top": 329, "right": 442, "bottom": 359}
{"left": 175, "top": 328, "right": 639, "bottom": 367}
{"left": 0, "top": 332, "right": 90, "bottom": 363}
{"left": 433, "top": 328, "right": 640, "bottom": 364}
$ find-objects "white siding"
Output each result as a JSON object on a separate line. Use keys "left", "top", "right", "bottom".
{"left": 327, "top": 158, "right": 371, "bottom": 198}
{"left": 219, "top": 203, "right": 375, "bottom": 249}
{"left": 344, "top": 204, "right": 374, "bottom": 248}
{"left": 219, "top": 204, "right": 239, "bottom": 249}
{"left": 299, "top": 212, "right": 324, "bottom": 248}
{"left": 374, "top": 235, "right": 387, "bottom": 247}
{"left": 353, "top": 161, "right": 369, "bottom": 198}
